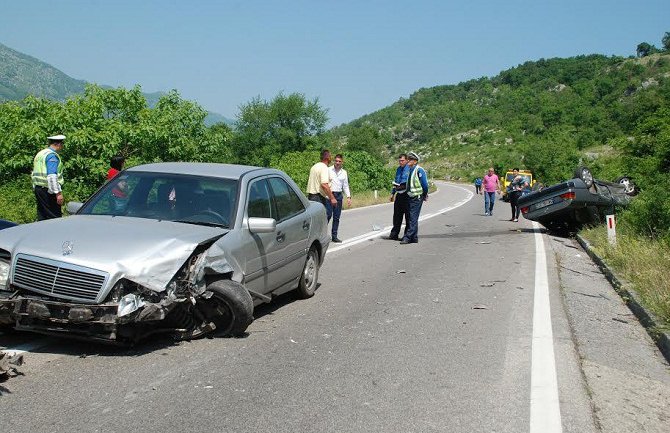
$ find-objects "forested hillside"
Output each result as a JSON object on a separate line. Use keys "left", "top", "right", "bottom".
{"left": 331, "top": 53, "right": 669, "bottom": 186}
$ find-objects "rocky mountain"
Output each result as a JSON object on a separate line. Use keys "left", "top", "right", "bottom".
{"left": 0, "top": 42, "right": 232, "bottom": 126}
{"left": 0, "top": 42, "right": 87, "bottom": 100}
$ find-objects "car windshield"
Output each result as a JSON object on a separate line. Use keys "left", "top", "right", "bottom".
{"left": 79, "top": 171, "right": 238, "bottom": 228}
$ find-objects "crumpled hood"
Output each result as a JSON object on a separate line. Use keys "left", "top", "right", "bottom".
{"left": 0, "top": 215, "right": 227, "bottom": 293}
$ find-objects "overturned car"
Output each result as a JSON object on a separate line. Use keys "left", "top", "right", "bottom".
{"left": 518, "top": 166, "right": 637, "bottom": 233}
{"left": 0, "top": 163, "right": 330, "bottom": 344}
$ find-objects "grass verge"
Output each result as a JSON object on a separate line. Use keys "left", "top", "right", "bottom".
{"left": 347, "top": 183, "right": 438, "bottom": 210}
{"left": 580, "top": 225, "right": 670, "bottom": 332}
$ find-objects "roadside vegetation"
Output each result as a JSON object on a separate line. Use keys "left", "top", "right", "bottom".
{"left": 581, "top": 225, "right": 670, "bottom": 332}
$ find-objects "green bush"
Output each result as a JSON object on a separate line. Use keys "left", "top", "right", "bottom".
{"left": 0, "top": 179, "right": 38, "bottom": 223}
{"left": 619, "top": 185, "right": 670, "bottom": 242}
{"left": 271, "top": 150, "right": 394, "bottom": 194}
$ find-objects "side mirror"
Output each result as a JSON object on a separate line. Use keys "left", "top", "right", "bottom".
{"left": 248, "top": 217, "right": 276, "bottom": 233}
{"left": 66, "top": 201, "right": 83, "bottom": 214}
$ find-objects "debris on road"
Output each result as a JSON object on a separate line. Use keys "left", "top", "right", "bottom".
{"left": 396, "top": 269, "right": 406, "bottom": 274}
{"left": 480, "top": 282, "right": 495, "bottom": 287}
{"left": 1, "top": 350, "right": 24, "bottom": 379}
{"left": 472, "top": 304, "right": 489, "bottom": 310}
{"left": 372, "top": 224, "right": 382, "bottom": 231}
{"left": 475, "top": 241, "right": 491, "bottom": 244}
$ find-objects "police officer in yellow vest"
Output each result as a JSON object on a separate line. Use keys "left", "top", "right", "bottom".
{"left": 400, "top": 151, "right": 429, "bottom": 245}
{"left": 32, "top": 134, "right": 66, "bottom": 220}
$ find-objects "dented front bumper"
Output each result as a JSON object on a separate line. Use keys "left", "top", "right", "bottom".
{"left": 0, "top": 294, "right": 181, "bottom": 343}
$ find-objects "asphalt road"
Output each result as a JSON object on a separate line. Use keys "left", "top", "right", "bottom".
{"left": 1, "top": 182, "right": 668, "bottom": 433}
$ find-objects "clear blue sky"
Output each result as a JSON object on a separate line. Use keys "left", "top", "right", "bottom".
{"left": 1, "top": 0, "right": 668, "bottom": 126}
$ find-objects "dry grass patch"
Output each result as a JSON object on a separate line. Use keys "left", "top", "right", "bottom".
{"left": 581, "top": 226, "right": 670, "bottom": 332}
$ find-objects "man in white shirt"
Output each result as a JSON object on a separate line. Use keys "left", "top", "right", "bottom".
{"left": 327, "top": 154, "right": 351, "bottom": 243}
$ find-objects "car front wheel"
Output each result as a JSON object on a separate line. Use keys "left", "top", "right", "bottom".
{"left": 200, "top": 280, "right": 253, "bottom": 337}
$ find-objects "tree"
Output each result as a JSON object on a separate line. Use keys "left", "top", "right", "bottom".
{"left": 662, "top": 32, "right": 670, "bottom": 51}
{"left": 0, "top": 85, "right": 225, "bottom": 206}
{"left": 234, "top": 92, "right": 329, "bottom": 166}
{"left": 346, "top": 124, "right": 388, "bottom": 160}
{"left": 636, "top": 42, "right": 655, "bottom": 57}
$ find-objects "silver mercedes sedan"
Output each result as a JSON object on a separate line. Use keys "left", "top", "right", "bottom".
{"left": 0, "top": 162, "right": 330, "bottom": 343}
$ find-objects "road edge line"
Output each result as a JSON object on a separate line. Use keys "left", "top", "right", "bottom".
{"left": 530, "top": 222, "right": 563, "bottom": 433}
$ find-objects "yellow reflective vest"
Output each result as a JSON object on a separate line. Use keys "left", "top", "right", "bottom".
{"left": 32, "top": 148, "right": 64, "bottom": 188}
{"left": 407, "top": 165, "right": 424, "bottom": 198}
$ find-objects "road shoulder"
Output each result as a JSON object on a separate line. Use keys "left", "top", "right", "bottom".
{"left": 551, "top": 235, "right": 670, "bottom": 433}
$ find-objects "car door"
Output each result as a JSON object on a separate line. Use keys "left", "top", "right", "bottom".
{"left": 266, "top": 176, "right": 309, "bottom": 287}
{"left": 241, "top": 176, "right": 309, "bottom": 295}
{"left": 242, "top": 178, "right": 276, "bottom": 295}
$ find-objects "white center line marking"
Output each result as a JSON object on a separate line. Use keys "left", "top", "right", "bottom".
{"left": 326, "top": 185, "right": 473, "bottom": 254}
{"left": 530, "top": 222, "right": 563, "bottom": 433}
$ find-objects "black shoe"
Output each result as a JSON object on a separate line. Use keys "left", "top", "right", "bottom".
{"left": 331, "top": 237, "right": 342, "bottom": 243}
{"left": 387, "top": 235, "right": 399, "bottom": 241}
{"left": 399, "top": 239, "right": 410, "bottom": 245}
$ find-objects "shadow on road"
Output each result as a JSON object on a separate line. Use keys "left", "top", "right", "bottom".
{"left": 0, "top": 284, "right": 317, "bottom": 358}
{"left": 420, "top": 227, "right": 540, "bottom": 240}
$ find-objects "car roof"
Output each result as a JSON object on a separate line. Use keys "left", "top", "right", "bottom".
{"left": 126, "top": 162, "right": 279, "bottom": 179}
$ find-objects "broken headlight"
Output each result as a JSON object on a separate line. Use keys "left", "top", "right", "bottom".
{"left": 166, "top": 252, "right": 207, "bottom": 298}
{"left": 118, "top": 293, "right": 146, "bottom": 317}
{"left": 107, "top": 279, "right": 163, "bottom": 304}
{"left": 0, "top": 258, "right": 9, "bottom": 291}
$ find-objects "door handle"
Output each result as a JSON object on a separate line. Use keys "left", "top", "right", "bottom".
{"left": 303, "top": 220, "right": 310, "bottom": 230}
{"left": 276, "top": 232, "right": 285, "bottom": 243}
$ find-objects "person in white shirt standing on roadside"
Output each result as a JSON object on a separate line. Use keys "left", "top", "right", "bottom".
{"left": 326, "top": 154, "right": 352, "bottom": 243}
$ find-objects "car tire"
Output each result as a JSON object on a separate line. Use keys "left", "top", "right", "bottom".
{"left": 574, "top": 166, "right": 594, "bottom": 188}
{"left": 616, "top": 176, "right": 638, "bottom": 196}
{"left": 201, "top": 280, "right": 253, "bottom": 337}
{"left": 297, "top": 245, "right": 319, "bottom": 298}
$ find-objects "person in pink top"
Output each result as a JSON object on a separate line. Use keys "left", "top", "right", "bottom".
{"left": 481, "top": 167, "right": 501, "bottom": 216}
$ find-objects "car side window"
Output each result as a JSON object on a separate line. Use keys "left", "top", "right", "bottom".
{"left": 90, "top": 175, "right": 138, "bottom": 215}
{"left": 268, "top": 177, "right": 305, "bottom": 222}
{"left": 247, "top": 179, "right": 273, "bottom": 219}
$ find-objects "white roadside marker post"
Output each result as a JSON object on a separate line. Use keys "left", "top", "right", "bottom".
{"left": 606, "top": 214, "right": 616, "bottom": 246}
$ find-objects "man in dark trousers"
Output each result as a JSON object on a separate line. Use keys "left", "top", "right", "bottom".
{"left": 388, "top": 153, "right": 410, "bottom": 240}
{"left": 401, "top": 152, "right": 429, "bottom": 244}
{"left": 32, "top": 134, "right": 66, "bottom": 220}
{"left": 306, "top": 149, "right": 337, "bottom": 214}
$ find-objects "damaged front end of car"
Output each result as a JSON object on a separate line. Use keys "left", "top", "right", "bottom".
{"left": 0, "top": 239, "right": 247, "bottom": 345}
